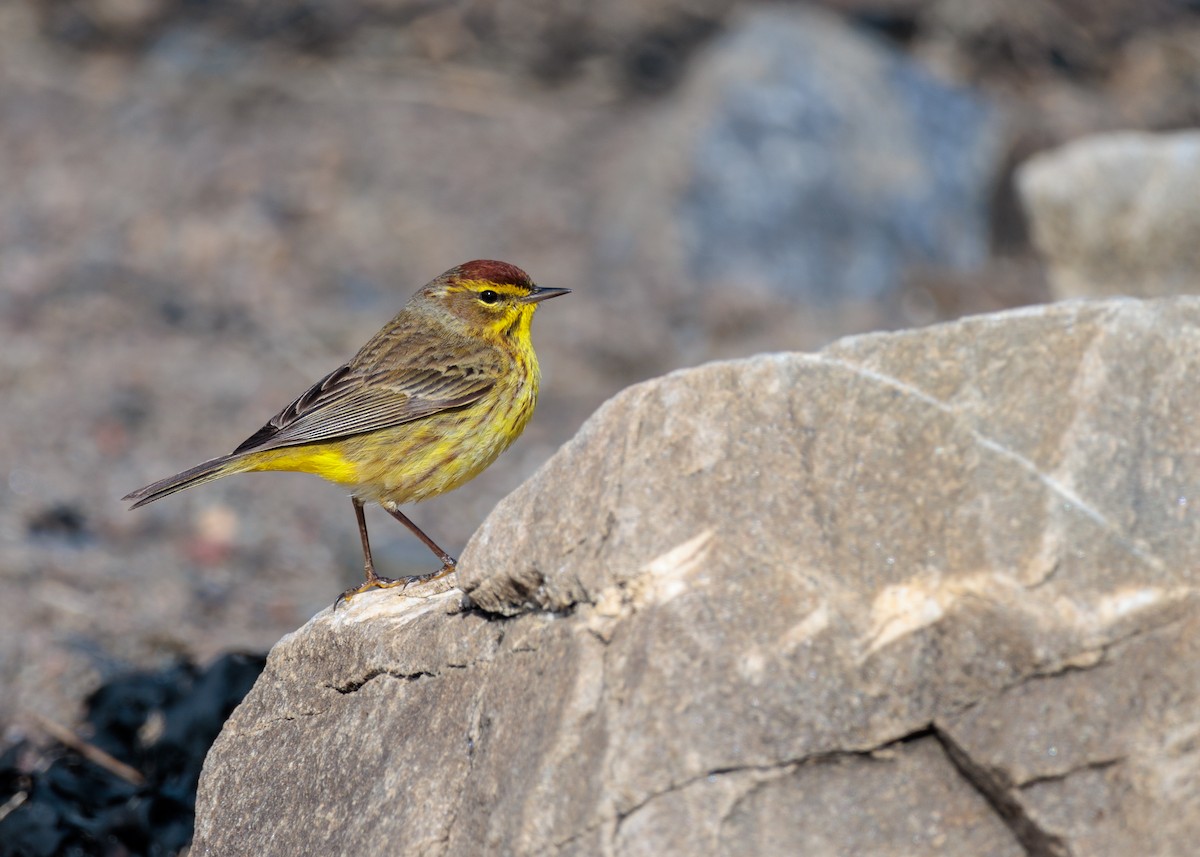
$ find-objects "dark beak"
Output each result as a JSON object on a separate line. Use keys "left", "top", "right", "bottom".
{"left": 522, "top": 286, "right": 571, "bottom": 304}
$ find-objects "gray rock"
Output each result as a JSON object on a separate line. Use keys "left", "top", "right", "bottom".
{"left": 596, "top": 5, "right": 1004, "bottom": 306}
{"left": 1019, "top": 131, "right": 1200, "bottom": 299}
{"left": 194, "top": 297, "right": 1200, "bottom": 856}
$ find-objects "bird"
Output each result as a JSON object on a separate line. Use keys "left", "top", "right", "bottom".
{"left": 123, "top": 260, "right": 570, "bottom": 605}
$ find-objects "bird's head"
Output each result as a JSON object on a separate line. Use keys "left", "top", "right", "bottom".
{"left": 420, "top": 260, "right": 570, "bottom": 341}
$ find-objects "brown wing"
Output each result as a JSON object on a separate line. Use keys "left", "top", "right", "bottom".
{"left": 232, "top": 325, "right": 501, "bottom": 455}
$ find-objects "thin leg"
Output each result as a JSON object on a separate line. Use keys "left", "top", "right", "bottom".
{"left": 383, "top": 505, "right": 457, "bottom": 569}
{"left": 354, "top": 497, "right": 379, "bottom": 582}
{"left": 337, "top": 498, "right": 383, "bottom": 606}
{"left": 335, "top": 499, "right": 457, "bottom": 607}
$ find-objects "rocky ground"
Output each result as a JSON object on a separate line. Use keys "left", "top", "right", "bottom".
{"left": 1, "top": 0, "right": 1198, "bottom": 767}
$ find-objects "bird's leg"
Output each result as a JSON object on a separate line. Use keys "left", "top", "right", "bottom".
{"left": 354, "top": 497, "right": 380, "bottom": 582}
{"left": 383, "top": 504, "right": 458, "bottom": 577}
{"left": 336, "top": 497, "right": 387, "bottom": 607}
{"left": 335, "top": 499, "right": 457, "bottom": 607}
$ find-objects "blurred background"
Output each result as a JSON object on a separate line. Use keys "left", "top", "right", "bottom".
{"left": 2, "top": 0, "right": 1199, "bottom": 746}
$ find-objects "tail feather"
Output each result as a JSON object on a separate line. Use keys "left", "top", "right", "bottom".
{"left": 123, "top": 454, "right": 247, "bottom": 509}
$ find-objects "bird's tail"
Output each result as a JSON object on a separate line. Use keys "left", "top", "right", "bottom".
{"left": 123, "top": 453, "right": 249, "bottom": 509}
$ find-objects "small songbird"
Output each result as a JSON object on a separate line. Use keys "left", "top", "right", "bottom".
{"left": 124, "top": 260, "right": 570, "bottom": 604}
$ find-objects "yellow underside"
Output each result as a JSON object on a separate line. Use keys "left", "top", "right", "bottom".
{"left": 245, "top": 446, "right": 361, "bottom": 485}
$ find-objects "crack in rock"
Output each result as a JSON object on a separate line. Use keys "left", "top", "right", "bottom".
{"left": 1020, "top": 757, "right": 1124, "bottom": 790}
{"left": 934, "top": 724, "right": 1069, "bottom": 857}
{"left": 609, "top": 726, "right": 941, "bottom": 846}
{"left": 328, "top": 668, "right": 435, "bottom": 695}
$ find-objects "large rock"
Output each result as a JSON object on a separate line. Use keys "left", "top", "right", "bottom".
{"left": 1019, "top": 131, "right": 1200, "bottom": 299}
{"left": 594, "top": 5, "right": 1003, "bottom": 308}
{"left": 194, "top": 297, "right": 1200, "bottom": 856}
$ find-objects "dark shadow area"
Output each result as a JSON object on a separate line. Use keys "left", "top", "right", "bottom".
{"left": 0, "top": 653, "right": 266, "bottom": 857}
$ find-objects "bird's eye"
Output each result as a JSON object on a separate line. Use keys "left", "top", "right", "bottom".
{"left": 479, "top": 290, "right": 500, "bottom": 304}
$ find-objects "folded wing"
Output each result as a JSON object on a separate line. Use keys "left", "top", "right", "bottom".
{"left": 233, "top": 332, "right": 500, "bottom": 455}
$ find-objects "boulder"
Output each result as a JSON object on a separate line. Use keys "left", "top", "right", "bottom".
{"left": 194, "top": 297, "right": 1200, "bottom": 856}
{"left": 1019, "top": 131, "right": 1200, "bottom": 299}
{"left": 594, "top": 5, "right": 1004, "bottom": 308}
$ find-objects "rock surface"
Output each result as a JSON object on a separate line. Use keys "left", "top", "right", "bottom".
{"left": 194, "top": 298, "right": 1200, "bottom": 856}
{"left": 1019, "top": 131, "right": 1200, "bottom": 299}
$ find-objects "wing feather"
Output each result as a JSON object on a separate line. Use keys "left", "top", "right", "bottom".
{"left": 232, "top": 325, "right": 501, "bottom": 455}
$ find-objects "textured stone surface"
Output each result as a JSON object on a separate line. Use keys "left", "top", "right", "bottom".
{"left": 1019, "top": 131, "right": 1200, "bottom": 299}
{"left": 195, "top": 298, "right": 1200, "bottom": 856}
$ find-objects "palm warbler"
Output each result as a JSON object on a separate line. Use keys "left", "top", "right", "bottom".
{"left": 124, "top": 260, "right": 569, "bottom": 604}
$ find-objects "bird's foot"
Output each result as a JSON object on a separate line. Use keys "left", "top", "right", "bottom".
{"left": 334, "top": 560, "right": 457, "bottom": 609}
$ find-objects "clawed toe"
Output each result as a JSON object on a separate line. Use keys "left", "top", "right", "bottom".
{"left": 334, "top": 562, "right": 458, "bottom": 609}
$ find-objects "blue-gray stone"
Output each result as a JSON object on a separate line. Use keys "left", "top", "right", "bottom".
{"left": 678, "top": 7, "right": 1003, "bottom": 303}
